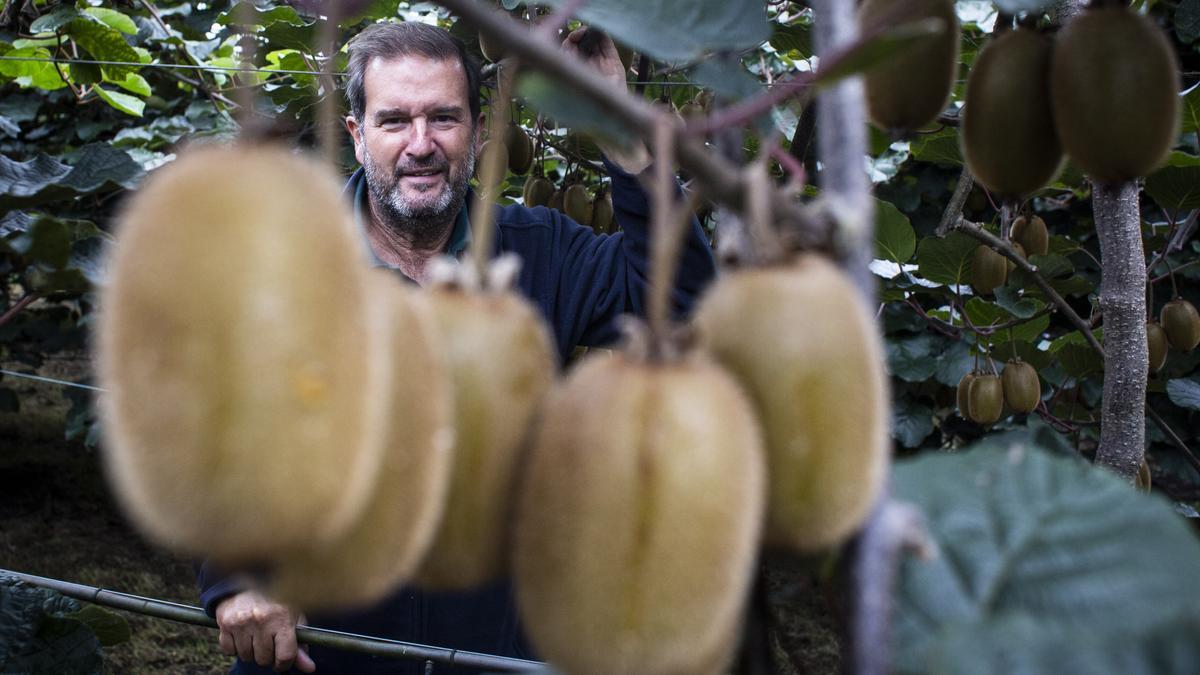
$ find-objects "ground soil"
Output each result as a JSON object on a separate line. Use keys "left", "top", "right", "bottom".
{"left": 0, "top": 350, "right": 228, "bottom": 675}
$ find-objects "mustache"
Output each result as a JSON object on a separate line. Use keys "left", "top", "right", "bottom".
{"left": 393, "top": 160, "right": 449, "bottom": 177}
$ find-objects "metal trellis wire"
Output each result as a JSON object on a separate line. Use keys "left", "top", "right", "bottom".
{"left": 0, "top": 569, "right": 546, "bottom": 672}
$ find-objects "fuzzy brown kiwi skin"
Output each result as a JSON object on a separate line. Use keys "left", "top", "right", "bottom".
{"left": 563, "top": 184, "right": 592, "bottom": 226}
{"left": 1136, "top": 459, "right": 1152, "bottom": 493}
{"left": 1160, "top": 299, "right": 1200, "bottom": 352}
{"left": 476, "top": 139, "right": 508, "bottom": 186}
{"left": 98, "top": 144, "right": 391, "bottom": 564}
{"left": 962, "top": 27, "right": 1063, "bottom": 198}
{"left": 972, "top": 244, "right": 1008, "bottom": 296}
{"left": 967, "top": 374, "right": 1004, "bottom": 424}
{"left": 860, "top": 0, "right": 959, "bottom": 134}
{"left": 1001, "top": 359, "right": 1040, "bottom": 414}
{"left": 1147, "top": 321, "right": 1169, "bottom": 373}
{"left": 695, "top": 255, "right": 890, "bottom": 552}
{"left": 412, "top": 287, "right": 556, "bottom": 590}
{"left": 514, "top": 351, "right": 765, "bottom": 675}
{"left": 523, "top": 176, "right": 554, "bottom": 208}
{"left": 1011, "top": 215, "right": 1049, "bottom": 257}
{"left": 957, "top": 371, "right": 979, "bottom": 419}
{"left": 505, "top": 124, "right": 534, "bottom": 176}
{"left": 590, "top": 188, "right": 614, "bottom": 235}
{"left": 1051, "top": 7, "right": 1181, "bottom": 183}
{"left": 270, "top": 274, "right": 454, "bottom": 612}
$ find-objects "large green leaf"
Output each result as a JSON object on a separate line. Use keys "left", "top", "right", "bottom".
{"left": 82, "top": 7, "right": 138, "bottom": 35}
{"left": 64, "top": 605, "right": 130, "bottom": 648}
{"left": 538, "top": 0, "right": 771, "bottom": 62}
{"left": 815, "top": 17, "right": 948, "bottom": 87}
{"left": 94, "top": 86, "right": 146, "bottom": 117}
{"left": 933, "top": 340, "right": 975, "bottom": 388}
{"left": 916, "top": 232, "right": 977, "bottom": 287}
{"left": 910, "top": 127, "right": 962, "bottom": 167}
{"left": 1166, "top": 378, "right": 1200, "bottom": 410}
{"left": 1145, "top": 156, "right": 1200, "bottom": 211}
{"left": 893, "top": 396, "right": 934, "bottom": 448}
{"left": 893, "top": 444, "right": 1200, "bottom": 675}
{"left": 0, "top": 47, "right": 71, "bottom": 90}
{"left": 690, "top": 59, "right": 761, "bottom": 102}
{"left": 517, "top": 72, "right": 631, "bottom": 144}
{"left": 875, "top": 199, "right": 916, "bottom": 263}
{"left": 1182, "top": 84, "right": 1200, "bottom": 135}
{"left": 66, "top": 16, "right": 142, "bottom": 80}
{"left": 0, "top": 575, "right": 103, "bottom": 675}
{"left": 770, "top": 21, "right": 812, "bottom": 58}
{"left": 0, "top": 145, "right": 144, "bottom": 210}
{"left": 887, "top": 332, "right": 942, "bottom": 382}
{"left": 29, "top": 6, "right": 81, "bottom": 33}
{"left": 1177, "top": 0, "right": 1200, "bottom": 43}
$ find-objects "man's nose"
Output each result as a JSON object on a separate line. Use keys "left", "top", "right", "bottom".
{"left": 405, "top": 118, "right": 435, "bottom": 158}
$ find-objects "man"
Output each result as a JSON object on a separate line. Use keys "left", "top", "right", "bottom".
{"left": 197, "top": 19, "right": 716, "bottom": 674}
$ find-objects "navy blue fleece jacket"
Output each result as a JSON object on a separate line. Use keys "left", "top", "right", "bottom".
{"left": 197, "top": 157, "right": 716, "bottom": 674}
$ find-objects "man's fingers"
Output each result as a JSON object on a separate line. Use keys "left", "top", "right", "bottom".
{"left": 272, "top": 626, "right": 299, "bottom": 672}
{"left": 252, "top": 630, "right": 275, "bottom": 668}
{"left": 218, "top": 629, "right": 236, "bottom": 656}
{"left": 233, "top": 631, "right": 256, "bottom": 665}
{"left": 295, "top": 645, "right": 317, "bottom": 674}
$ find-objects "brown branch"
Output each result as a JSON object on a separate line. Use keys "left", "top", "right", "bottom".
{"left": 686, "top": 73, "right": 814, "bottom": 136}
{"left": 937, "top": 164, "right": 974, "bottom": 236}
{"left": 0, "top": 293, "right": 39, "bottom": 329}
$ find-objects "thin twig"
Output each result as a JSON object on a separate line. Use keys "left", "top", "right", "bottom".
{"left": 936, "top": 164, "right": 974, "bottom": 236}
{"left": 0, "top": 293, "right": 38, "bottom": 329}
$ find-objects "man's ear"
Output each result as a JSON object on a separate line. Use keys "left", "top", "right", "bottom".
{"left": 474, "top": 113, "right": 486, "bottom": 152}
{"left": 345, "top": 115, "right": 366, "bottom": 165}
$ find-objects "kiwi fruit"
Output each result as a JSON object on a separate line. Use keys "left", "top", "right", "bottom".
{"left": 563, "top": 183, "right": 592, "bottom": 226}
{"left": 269, "top": 273, "right": 454, "bottom": 611}
{"left": 412, "top": 286, "right": 556, "bottom": 590}
{"left": 97, "top": 144, "right": 390, "bottom": 563}
{"left": 504, "top": 123, "right": 534, "bottom": 176}
{"left": 514, "top": 350, "right": 765, "bottom": 675}
{"left": 967, "top": 373, "right": 1004, "bottom": 424}
{"left": 1001, "top": 359, "right": 1040, "bottom": 414}
{"left": 1136, "top": 458, "right": 1152, "bottom": 493}
{"left": 476, "top": 138, "right": 508, "bottom": 186}
{"left": 971, "top": 244, "right": 1008, "bottom": 296}
{"left": 859, "top": 0, "right": 959, "bottom": 134}
{"left": 962, "top": 27, "right": 1063, "bottom": 197}
{"left": 1006, "top": 242, "right": 1026, "bottom": 274}
{"left": 957, "top": 371, "right": 979, "bottom": 419}
{"left": 1011, "top": 215, "right": 1049, "bottom": 257}
{"left": 523, "top": 176, "right": 554, "bottom": 208}
{"left": 563, "top": 131, "right": 603, "bottom": 162}
{"left": 1050, "top": 7, "right": 1181, "bottom": 183}
{"left": 479, "top": 31, "right": 505, "bottom": 63}
{"left": 549, "top": 188, "right": 565, "bottom": 212}
{"left": 1161, "top": 298, "right": 1200, "bottom": 351}
{"left": 695, "top": 255, "right": 890, "bottom": 552}
{"left": 591, "top": 187, "right": 614, "bottom": 235}
{"left": 1147, "top": 321, "right": 1169, "bottom": 373}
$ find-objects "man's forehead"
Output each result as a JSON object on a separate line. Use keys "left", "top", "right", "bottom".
{"left": 362, "top": 54, "right": 468, "bottom": 111}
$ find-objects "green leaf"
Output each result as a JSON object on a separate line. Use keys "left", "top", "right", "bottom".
{"left": 94, "top": 86, "right": 145, "bottom": 117}
{"left": 29, "top": 6, "right": 81, "bottom": 33}
{"left": 1177, "top": 0, "right": 1200, "bottom": 43}
{"left": 1166, "top": 378, "right": 1200, "bottom": 410}
{"left": 64, "top": 605, "right": 130, "bottom": 647}
{"left": 0, "top": 115, "right": 18, "bottom": 137}
{"left": 218, "top": 2, "right": 307, "bottom": 28}
{"left": 909, "top": 127, "right": 962, "bottom": 167}
{"left": 816, "top": 17, "right": 948, "bottom": 87}
{"left": 65, "top": 16, "right": 142, "bottom": 80}
{"left": 0, "top": 47, "right": 71, "bottom": 91}
{"left": 0, "top": 575, "right": 103, "bottom": 675}
{"left": 991, "top": 339, "right": 1053, "bottom": 370}
{"left": 964, "top": 297, "right": 1008, "bottom": 328}
{"left": 517, "top": 72, "right": 631, "bottom": 145}
{"left": 1146, "top": 158, "right": 1200, "bottom": 211}
{"left": 1182, "top": 85, "right": 1200, "bottom": 135}
{"left": 110, "top": 72, "right": 151, "bottom": 97}
{"left": 770, "top": 21, "right": 812, "bottom": 58}
{"left": 933, "top": 340, "right": 975, "bottom": 388}
{"left": 82, "top": 7, "right": 138, "bottom": 35}
{"left": 887, "top": 332, "right": 942, "bottom": 382}
{"left": 690, "top": 59, "right": 761, "bottom": 101}
{"left": 894, "top": 444, "right": 1200, "bottom": 675}
{"left": 0, "top": 145, "right": 144, "bottom": 210}
{"left": 916, "top": 232, "right": 977, "bottom": 287}
{"left": 1004, "top": 312, "right": 1051, "bottom": 344}
{"left": 875, "top": 199, "right": 916, "bottom": 263}
{"left": 893, "top": 397, "right": 934, "bottom": 448}
{"left": 538, "top": 0, "right": 771, "bottom": 62}
{"left": 993, "top": 286, "right": 1043, "bottom": 319}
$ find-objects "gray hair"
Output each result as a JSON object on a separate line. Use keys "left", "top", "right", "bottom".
{"left": 344, "top": 22, "right": 482, "bottom": 126}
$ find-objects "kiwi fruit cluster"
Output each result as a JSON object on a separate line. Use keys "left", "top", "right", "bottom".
{"left": 961, "top": 7, "right": 1181, "bottom": 194}
{"left": 957, "top": 359, "right": 1041, "bottom": 424}
{"left": 1149, "top": 298, "right": 1200, "bottom": 374}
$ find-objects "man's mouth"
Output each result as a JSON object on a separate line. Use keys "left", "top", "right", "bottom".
{"left": 401, "top": 168, "right": 444, "bottom": 178}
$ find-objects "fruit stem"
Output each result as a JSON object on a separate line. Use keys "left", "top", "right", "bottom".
{"left": 645, "top": 115, "right": 699, "bottom": 360}
{"left": 315, "top": 5, "right": 342, "bottom": 169}
{"left": 469, "top": 60, "right": 516, "bottom": 282}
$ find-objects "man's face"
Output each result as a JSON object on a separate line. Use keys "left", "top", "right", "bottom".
{"left": 348, "top": 54, "right": 481, "bottom": 241}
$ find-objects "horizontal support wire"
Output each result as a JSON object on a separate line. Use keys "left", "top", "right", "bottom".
{"left": 0, "top": 368, "right": 105, "bottom": 392}
{"left": 0, "top": 569, "right": 546, "bottom": 672}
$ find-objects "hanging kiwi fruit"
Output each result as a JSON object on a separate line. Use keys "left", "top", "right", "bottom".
{"left": 1136, "top": 459, "right": 1152, "bottom": 493}
{"left": 1006, "top": 242, "right": 1026, "bottom": 274}
{"left": 1147, "top": 321, "right": 1169, "bottom": 373}
{"left": 523, "top": 175, "right": 554, "bottom": 207}
{"left": 504, "top": 122, "right": 534, "bottom": 176}
{"left": 957, "top": 371, "right": 979, "bottom": 419}
{"left": 270, "top": 272, "right": 454, "bottom": 612}
{"left": 1011, "top": 215, "right": 1049, "bottom": 257}
{"left": 1050, "top": 6, "right": 1181, "bottom": 183}
{"left": 971, "top": 244, "right": 1008, "bottom": 296}
{"left": 1160, "top": 298, "right": 1200, "bottom": 352}
{"left": 967, "top": 372, "right": 1004, "bottom": 425}
{"left": 476, "top": 138, "right": 508, "bottom": 186}
{"left": 514, "top": 342, "right": 765, "bottom": 675}
{"left": 590, "top": 186, "right": 614, "bottom": 235}
{"left": 549, "top": 188, "right": 565, "bottom": 212}
{"left": 412, "top": 266, "right": 557, "bottom": 590}
{"left": 98, "top": 143, "right": 392, "bottom": 563}
{"left": 859, "top": 0, "right": 960, "bottom": 135}
{"left": 695, "top": 255, "right": 890, "bottom": 552}
{"left": 962, "top": 26, "right": 1063, "bottom": 197}
{"left": 1001, "top": 359, "right": 1040, "bottom": 414}
{"left": 563, "top": 183, "right": 593, "bottom": 226}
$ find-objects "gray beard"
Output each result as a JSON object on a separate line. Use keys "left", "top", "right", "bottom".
{"left": 362, "top": 144, "right": 475, "bottom": 250}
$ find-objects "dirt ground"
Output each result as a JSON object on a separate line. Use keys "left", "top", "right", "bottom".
{"left": 0, "top": 351, "right": 229, "bottom": 675}
{"left": 0, "top": 350, "right": 841, "bottom": 675}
